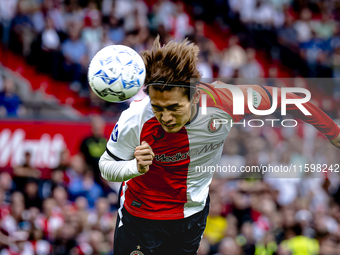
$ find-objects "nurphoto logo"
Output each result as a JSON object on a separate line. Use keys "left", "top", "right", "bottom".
{"left": 200, "top": 82, "right": 312, "bottom": 128}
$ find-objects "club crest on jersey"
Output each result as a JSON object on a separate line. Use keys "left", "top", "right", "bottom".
{"left": 252, "top": 89, "right": 262, "bottom": 109}
{"left": 130, "top": 245, "right": 144, "bottom": 255}
{"left": 111, "top": 123, "right": 118, "bottom": 142}
{"left": 130, "top": 251, "right": 144, "bottom": 255}
{"left": 208, "top": 118, "right": 222, "bottom": 133}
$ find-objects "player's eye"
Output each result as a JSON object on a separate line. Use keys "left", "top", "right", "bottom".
{"left": 168, "top": 107, "right": 180, "bottom": 111}
{"left": 152, "top": 106, "right": 163, "bottom": 112}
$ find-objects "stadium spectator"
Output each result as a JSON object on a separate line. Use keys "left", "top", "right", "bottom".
{"left": 252, "top": 0, "right": 283, "bottom": 27}
{"left": 300, "top": 30, "right": 332, "bottom": 77}
{"left": 294, "top": 8, "right": 313, "bottom": 44}
{"left": 51, "top": 168, "right": 68, "bottom": 188}
{"left": 61, "top": 25, "right": 88, "bottom": 94}
{"left": 13, "top": 151, "right": 41, "bottom": 192}
{"left": 62, "top": 0, "right": 85, "bottom": 29}
{"left": 219, "top": 36, "right": 247, "bottom": 79}
{"left": 311, "top": 12, "right": 337, "bottom": 41}
{"left": 239, "top": 48, "right": 264, "bottom": 79}
{"left": 331, "top": 26, "right": 340, "bottom": 51}
{"left": 68, "top": 170, "right": 103, "bottom": 208}
{"left": 277, "top": 13, "right": 308, "bottom": 76}
{"left": 23, "top": 178, "right": 42, "bottom": 210}
{"left": 42, "top": 158, "right": 70, "bottom": 199}
{"left": 253, "top": 198, "right": 275, "bottom": 242}
{"left": 237, "top": 0, "right": 257, "bottom": 24}
{"left": 29, "top": 0, "right": 45, "bottom": 34}
{"left": 197, "top": 238, "right": 211, "bottom": 255}
{"left": 11, "top": 0, "right": 36, "bottom": 57}
{"left": 74, "top": 196, "right": 89, "bottom": 226}
{"left": 34, "top": 198, "right": 63, "bottom": 240}
{"left": 39, "top": 16, "right": 61, "bottom": 77}
{"left": 0, "top": 77, "right": 25, "bottom": 117}
{"left": 333, "top": 44, "right": 340, "bottom": 99}
{"left": 52, "top": 223, "right": 78, "bottom": 254}
{"left": 0, "top": 230, "right": 32, "bottom": 255}
{"left": 276, "top": 245, "right": 292, "bottom": 255}
{"left": 88, "top": 230, "right": 110, "bottom": 254}
{"left": 227, "top": 187, "right": 253, "bottom": 230}
{"left": 266, "top": 66, "right": 286, "bottom": 87}
{"left": 65, "top": 154, "right": 88, "bottom": 185}
{"left": 281, "top": 225, "right": 319, "bottom": 255}
{"left": 82, "top": 1, "right": 103, "bottom": 59}
{"left": 255, "top": 231, "right": 278, "bottom": 255}
{"left": 44, "top": 0, "right": 66, "bottom": 34}
{"left": 173, "top": 1, "right": 192, "bottom": 40}
{"left": 153, "top": 0, "right": 177, "bottom": 32}
{"left": 53, "top": 186, "right": 69, "bottom": 210}
{"left": 2, "top": 194, "right": 26, "bottom": 235}
{"left": 101, "top": 0, "right": 113, "bottom": 18}
{"left": 87, "top": 197, "right": 115, "bottom": 233}
{"left": 331, "top": 27, "right": 340, "bottom": 95}
{"left": 117, "top": 0, "right": 149, "bottom": 33}
{"left": 197, "top": 54, "right": 213, "bottom": 79}
{"left": 53, "top": 149, "right": 70, "bottom": 174}
{"left": 0, "top": 172, "right": 14, "bottom": 204}
{"left": 204, "top": 197, "right": 227, "bottom": 246}
{"left": 0, "top": 72, "right": 3, "bottom": 92}
{"left": 28, "top": 226, "right": 52, "bottom": 255}
{"left": 215, "top": 237, "right": 241, "bottom": 255}
{"left": 80, "top": 114, "right": 107, "bottom": 185}
{"left": 107, "top": 12, "right": 125, "bottom": 44}
{"left": 0, "top": 187, "right": 12, "bottom": 247}
{"left": 278, "top": 14, "right": 299, "bottom": 50}
{"left": 0, "top": 0, "right": 18, "bottom": 48}
{"left": 188, "top": 20, "right": 218, "bottom": 67}
{"left": 238, "top": 221, "right": 255, "bottom": 255}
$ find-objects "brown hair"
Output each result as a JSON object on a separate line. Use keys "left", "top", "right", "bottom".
{"left": 141, "top": 36, "right": 202, "bottom": 99}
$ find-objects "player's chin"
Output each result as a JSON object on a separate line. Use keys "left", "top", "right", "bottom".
{"left": 163, "top": 124, "right": 181, "bottom": 133}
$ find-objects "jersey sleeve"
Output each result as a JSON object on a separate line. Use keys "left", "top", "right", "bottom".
{"left": 206, "top": 81, "right": 340, "bottom": 140}
{"left": 106, "top": 101, "right": 142, "bottom": 161}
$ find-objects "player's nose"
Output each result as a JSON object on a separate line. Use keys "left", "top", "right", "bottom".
{"left": 161, "top": 111, "right": 173, "bottom": 123}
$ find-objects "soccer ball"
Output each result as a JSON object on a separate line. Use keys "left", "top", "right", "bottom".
{"left": 88, "top": 45, "right": 146, "bottom": 102}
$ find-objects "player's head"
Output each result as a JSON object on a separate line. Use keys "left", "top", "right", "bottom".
{"left": 141, "top": 36, "right": 201, "bottom": 100}
{"left": 141, "top": 36, "right": 202, "bottom": 133}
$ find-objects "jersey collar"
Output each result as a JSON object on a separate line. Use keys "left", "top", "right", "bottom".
{"left": 185, "top": 102, "right": 200, "bottom": 126}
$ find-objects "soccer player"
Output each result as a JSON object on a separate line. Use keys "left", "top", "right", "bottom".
{"left": 99, "top": 37, "right": 340, "bottom": 255}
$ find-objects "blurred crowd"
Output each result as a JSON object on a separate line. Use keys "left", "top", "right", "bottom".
{"left": 198, "top": 123, "right": 340, "bottom": 255}
{"left": 194, "top": 0, "right": 340, "bottom": 80}
{"left": 0, "top": 74, "right": 25, "bottom": 118}
{"left": 0, "top": 115, "right": 119, "bottom": 255}
{"left": 1, "top": 0, "right": 340, "bottom": 255}
{"left": 1, "top": 116, "right": 340, "bottom": 254}
{"left": 0, "top": 0, "right": 340, "bottom": 116}
{"left": 0, "top": 0, "right": 194, "bottom": 108}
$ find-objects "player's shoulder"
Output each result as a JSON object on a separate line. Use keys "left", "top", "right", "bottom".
{"left": 118, "top": 96, "right": 153, "bottom": 126}
{"left": 110, "top": 96, "right": 153, "bottom": 145}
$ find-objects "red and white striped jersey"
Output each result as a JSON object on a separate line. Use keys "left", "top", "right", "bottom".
{"left": 106, "top": 84, "right": 340, "bottom": 220}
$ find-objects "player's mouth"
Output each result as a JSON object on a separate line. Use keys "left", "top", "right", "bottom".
{"left": 164, "top": 124, "right": 176, "bottom": 128}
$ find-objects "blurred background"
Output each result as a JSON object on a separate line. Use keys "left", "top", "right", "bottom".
{"left": 1, "top": 0, "right": 340, "bottom": 254}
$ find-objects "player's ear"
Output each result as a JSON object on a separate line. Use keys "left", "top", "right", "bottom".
{"left": 191, "top": 89, "right": 200, "bottom": 104}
